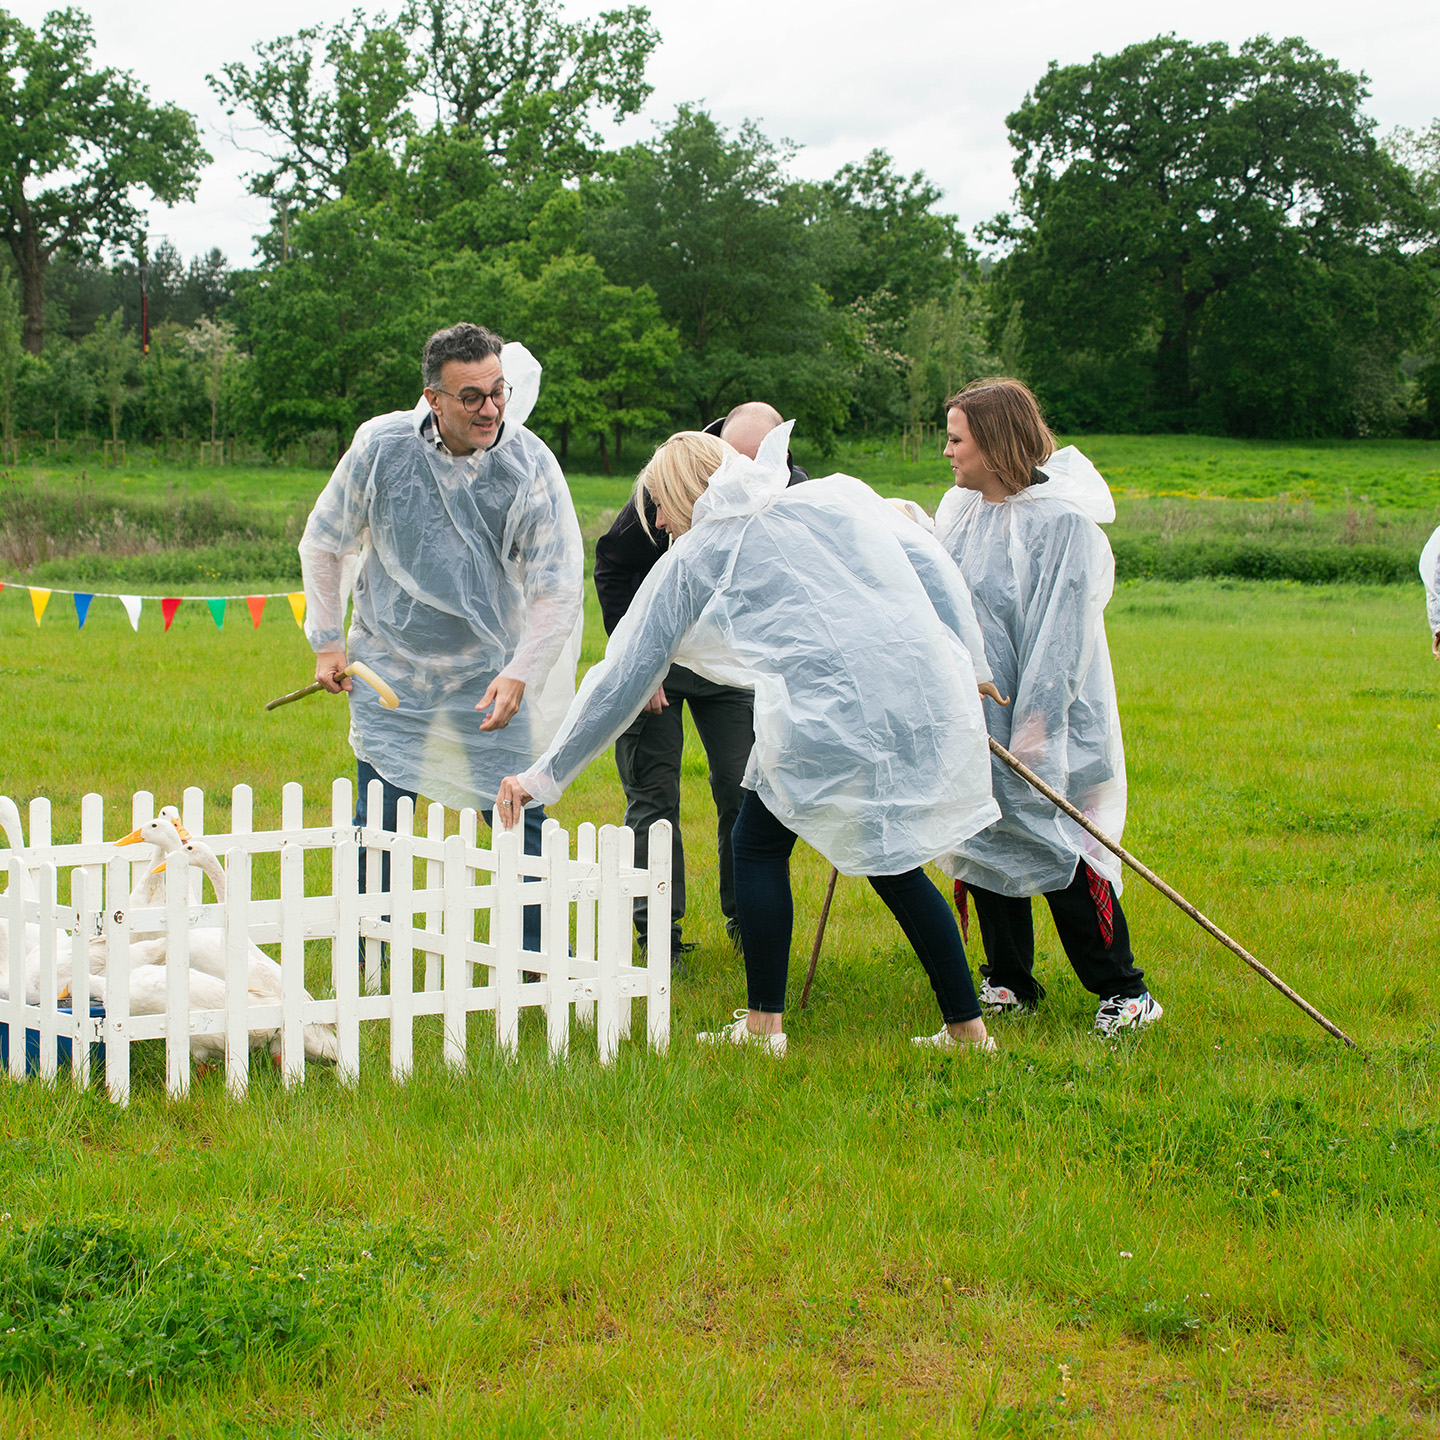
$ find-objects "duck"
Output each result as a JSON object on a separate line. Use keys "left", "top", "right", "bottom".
{"left": 122, "top": 964, "right": 278, "bottom": 1069}
{"left": 91, "top": 836, "right": 339, "bottom": 1066}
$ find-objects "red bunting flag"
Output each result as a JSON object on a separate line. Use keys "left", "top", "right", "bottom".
{"left": 161, "top": 597, "right": 183, "bottom": 632}
{"left": 246, "top": 595, "right": 266, "bottom": 628}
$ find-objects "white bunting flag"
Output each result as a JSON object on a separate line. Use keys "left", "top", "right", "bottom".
{"left": 119, "top": 595, "right": 142, "bottom": 632}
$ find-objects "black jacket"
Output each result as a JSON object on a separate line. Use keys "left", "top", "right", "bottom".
{"left": 593, "top": 449, "right": 810, "bottom": 635}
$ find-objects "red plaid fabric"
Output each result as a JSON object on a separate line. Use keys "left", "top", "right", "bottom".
{"left": 953, "top": 879, "right": 969, "bottom": 942}
{"left": 1085, "top": 864, "right": 1114, "bottom": 948}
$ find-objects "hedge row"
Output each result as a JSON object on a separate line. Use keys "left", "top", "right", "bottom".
{"left": 1111, "top": 539, "right": 1417, "bottom": 585}
{"left": 11, "top": 537, "right": 1422, "bottom": 588}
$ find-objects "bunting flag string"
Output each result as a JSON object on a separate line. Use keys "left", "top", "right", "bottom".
{"left": 2, "top": 580, "right": 306, "bottom": 634}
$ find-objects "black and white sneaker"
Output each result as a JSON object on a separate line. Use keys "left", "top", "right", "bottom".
{"left": 979, "top": 982, "right": 1033, "bottom": 1015}
{"left": 1094, "top": 992, "right": 1163, "bottom": 1038}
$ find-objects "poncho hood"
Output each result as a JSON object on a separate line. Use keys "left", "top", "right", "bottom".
{"left": 1032, "top": 445, "right": 1116, "bottom": 524}
{"left": 690, "top": 420, "right": 795, "bottom": 526}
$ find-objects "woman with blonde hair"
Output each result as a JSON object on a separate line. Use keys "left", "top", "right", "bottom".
{"left": 935, "top": 378, "right": 1162, "bottom": 1037}
{"left": 496, "top": 424, "right": 1003, "bottom": 1056}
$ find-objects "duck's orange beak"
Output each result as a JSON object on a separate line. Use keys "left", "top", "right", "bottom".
{"left": 114, "top": 828, "right": 144, "bottom": 847}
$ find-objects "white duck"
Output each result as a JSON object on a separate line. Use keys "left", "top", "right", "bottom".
{"left": 96, "top": 837, "right": 339, "bottom": 1065}
{"left": 122, "top": 963, "right": 278, "bottom": 1067}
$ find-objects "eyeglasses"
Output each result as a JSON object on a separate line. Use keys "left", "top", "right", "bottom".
{"left": 432, "top": 382, "right": 512, "bottom": 412}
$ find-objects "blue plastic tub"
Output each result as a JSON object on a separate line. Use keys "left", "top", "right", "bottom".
{"left": 0, "top": 1002, "right": 106, "bottom": 1076}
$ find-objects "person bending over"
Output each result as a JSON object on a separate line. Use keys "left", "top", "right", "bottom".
{"left": 496, "top": 425, "right": 1002, "bottom": 1057}
{"left": 593, "top": 401, "right": 809, "bottom": 956}
{"left": 934, "top": 378, "right": 1162, "bottom": 1038}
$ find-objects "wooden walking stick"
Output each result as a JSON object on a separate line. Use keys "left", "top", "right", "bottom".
{"left": 988, "top": 736, "right": 1361, "bottom": 1052}
{"left": 265, "top": 661, "right": 400, "bottom": 711}
{"left": 799, "top": 864, "right": 839, "bottom": 1009}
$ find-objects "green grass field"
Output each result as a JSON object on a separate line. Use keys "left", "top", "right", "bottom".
{"left": 1, "top": 558, "right": 1438, "bottom": 1433}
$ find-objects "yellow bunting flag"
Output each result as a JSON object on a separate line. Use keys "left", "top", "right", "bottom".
{"left": 287, "top": 592, "right": 306, "bottom": 628}
{"left": 29, "top": 588, "right": 50, "bottom": 626}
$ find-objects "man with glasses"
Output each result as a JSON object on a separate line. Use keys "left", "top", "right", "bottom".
{"left": 300, "top": 322, "right": 584, "bottom": 954}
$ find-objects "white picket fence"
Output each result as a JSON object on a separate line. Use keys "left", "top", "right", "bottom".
{"left": 0, "top": 781, "right": 671, "bottom": 1103}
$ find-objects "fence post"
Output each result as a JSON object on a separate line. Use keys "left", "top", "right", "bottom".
{"left": 492, "top": 825, "right": 521, "bottom": 1056}
{"left": 442, "top": 833, "right": 467, "bottom": 1071}
{"left": 333, "top": 833, "right": 360, "bottom": 1086}
{"left": 575, "top": 822, "right": 597, "bottom": 1031}
{"left": 103, "top": 853, "right": 132, "bottom": 1104}
{"left": 542, "top": 822, "right": 570, "bottom": 1061}
{"left": 424, "top": 802, "right": 444, "bottom": 992}
{"left": 183, "top": 786, "right": 205, "bottom": 904}
{"left": 646, "top": 820, "right": 672, "bottom": 1054}
{"left": 595, "top": 826, "right": 622, "bottom": 1065}
{"left": 164, "top": 854, "right": 192, "bottom": 1098}
{"left": 363, "top": 777, "right": 384, "bottom": 993}
{"left": 224, "top": 847, "right": 251, "bottom": 1100}
{"left": 279, "top": 839, "right": 305, "bottom": 1088}
{"left": 36, "top": 864, "right": 59, "bottom": 1083}
{"left": 130, "top": 790, "right": 154, "bottom": 900}
{"left": 4, "top": 858, "right": 27, "bottom": 1081}
{"left": 69, "top": 869, "right": 93, "bottom": 1089}
{"left": 616, "top": 826, "right": 635, "bottom": 1043}
{"left": 390, "top": 833, "right": 415, "bottom": 1081}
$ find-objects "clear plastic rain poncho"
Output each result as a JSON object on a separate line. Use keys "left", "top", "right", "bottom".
{"left": 934, "top": 446, "right": 1126, "bottom": 898}
{"left": 516, "top": 424, "right": 1001, "bottom": 876}
{"left": 299, "top": 342, "right": 584, "bottom": 810}
{"left": 1421, "top": 525, "right": 1440, "bottom": 634}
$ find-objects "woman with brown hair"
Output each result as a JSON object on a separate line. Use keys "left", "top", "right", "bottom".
{"left": 496, "top": 423, "right": 1003, "bottom": 1056}
{"left": 935, "top": 378, "right": 1163, "bottom": 1037}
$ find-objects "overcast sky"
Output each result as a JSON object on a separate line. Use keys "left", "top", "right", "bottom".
{"left": 13, "top": 0, "right": 1440, "bottom": 267}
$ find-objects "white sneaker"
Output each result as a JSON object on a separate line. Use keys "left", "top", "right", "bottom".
{"left": 912, "top": 1029, "right": 998, "bottom": 1054}
{"left": 1094, "top": 992, "right": 1163, "bottom": 1038}
{"left": 696, "top": 1009, "right": 787, "bottom": 1057}
{"left": 979, "top": 982, "right": 1033, "bottom": 1015}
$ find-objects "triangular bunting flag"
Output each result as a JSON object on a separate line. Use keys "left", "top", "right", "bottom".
{"left": 245, "top": 595, "right": 266, "bottom": 628}
{"left": 206, "top": 597, "right": 227, "bottom": 629}
{"left": 74, "top": 593, "right": 94, "bottom": 628}
{"left": 29, "top": 588, "right": 50, "bottom": 626}
{"left": 119, "top": 595, "right": 142, "bottom": 632}
{"left": 287, "top": 592, "right": 306, "bottom": 628}
{"left": 161, "top": 597, "right": 183, "bottom": 632}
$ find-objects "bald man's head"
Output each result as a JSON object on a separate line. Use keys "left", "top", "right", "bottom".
{"left": 719, "top": 401, "right": 784, "bottom": 460}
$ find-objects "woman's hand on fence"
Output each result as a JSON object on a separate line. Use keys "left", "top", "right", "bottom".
{"left": 495, "top": 777, "right": 533, "bottom": 829}
{"left": 316, "top": 651, "right": 352, "bottom": 693}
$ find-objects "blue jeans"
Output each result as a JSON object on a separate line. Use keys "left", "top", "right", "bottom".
{"left": 355, "top": 758, "right": 544, "bottom": 952}
{"left": 730, "top": 788, "right": 981, "bottom": 1023}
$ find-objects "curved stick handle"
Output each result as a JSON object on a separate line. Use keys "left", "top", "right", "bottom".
{"left": 265, "top": 662, "right": 400, "bottom": 712}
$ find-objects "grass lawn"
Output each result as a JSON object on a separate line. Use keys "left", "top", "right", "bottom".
{"left": 0, "top": 575, "right": 1436, "bottom": 1434}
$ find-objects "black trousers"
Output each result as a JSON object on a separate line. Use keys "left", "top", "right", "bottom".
{"left": 613, "top": 665, "right": 755, "bottom": 942}
{"left": 731, "top": 790, "right": 981, "bottom": 1023}
{"left": 967, "top": 863, "right": 1146, "bottom": 1005}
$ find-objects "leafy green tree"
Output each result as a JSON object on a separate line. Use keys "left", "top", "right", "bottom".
{"left": 187, "top": 317, "right": 239, "bottom": 443}
{"left": 80, "top": 308, "right": 139, "bottom": 443}
{"left": 905, "top": 278, "right": 996, "bottom": 426}
{"left": 810, "top": 151, "right": 967, "bottom": 327}
{"left": 587, "top": 107, "right": 857, "bottom": 445}
{"left": 213, "top": 0, "right": 657, "bottom": 220}
{"left": 229, "top": 200, "right": 428, "bottom": 450}
{"left": 210, "top": 12, "right": 422, "bottom": 208}
{"left": 400, "top": 0, "right": 656, "bottom": 176}
{"left": 513, "top": 250, "right": 676, "bottom": 467}
{"left": 0, "top": 260, "right": 23, "bottom": 443}
{"left": 0, "top": 6, "right": 209, "bottom": 353}
{"left": 987, "top": 34, "right": 1435, "bottom": 435}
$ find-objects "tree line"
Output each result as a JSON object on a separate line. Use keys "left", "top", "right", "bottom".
{"left": 1, "top": 4, "right": 1437, "bottom": 463}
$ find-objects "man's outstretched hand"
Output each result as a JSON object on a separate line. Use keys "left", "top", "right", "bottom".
{"left": 477, "top": 676, "right": 526, "bottom": 730}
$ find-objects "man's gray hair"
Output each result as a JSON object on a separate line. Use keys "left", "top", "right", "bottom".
{"left": 422, "top": 323, "right": 504, "bottom": 388}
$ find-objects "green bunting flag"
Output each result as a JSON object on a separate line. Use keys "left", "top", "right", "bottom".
{"left": 206, "top": 597, "right": 227, "bottom": 629}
